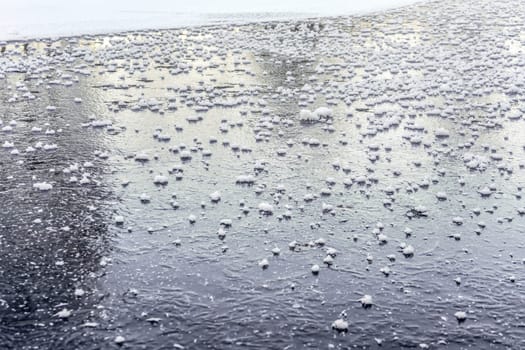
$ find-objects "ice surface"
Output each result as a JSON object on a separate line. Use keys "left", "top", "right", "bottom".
{"left": 2, "top": 0, "right": 525, "bottom": 348}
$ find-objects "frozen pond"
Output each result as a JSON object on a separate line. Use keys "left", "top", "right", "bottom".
{"left": 1, "top": 0, "right": 525, "bottom": 349}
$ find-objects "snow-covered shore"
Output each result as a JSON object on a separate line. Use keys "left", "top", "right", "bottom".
{"left": 0, "top": 0, "right": 423, "bottom": 41}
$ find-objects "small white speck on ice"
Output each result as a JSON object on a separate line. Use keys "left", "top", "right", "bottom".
{"left": 452, "top": 217, "right": 464, "bottom": 225}
{"left": 323, "top": 255, "right": 334, "bottom": 266}
{"left": 454, "top": 311, "right": 467, "bottom": 322}
{"left": 435, "top": 128, "right": 450, "bottom": 138}
{"left": 402, "top": 244, "right": 415, "bottom": 257}
{"left": 236, "top": 175, "right": 255, "bottom": 185}
{"left": 359, "top": 294, "right": 373, "bottom": 308}
{"left": 326, "top": 247, "right": 337, "bottom": 257}
{"left": 81, "top": 322, "right": 99, "bottom": 328}
{"left": 380, "top": 266, "right": 391, "bottom": 276}
{"left": 33, "top": 182, "right": 53, "bottom": 191}
{"left": 210, "top": 191, "right": 221, "bottom": 202}
{"left": 331, "top": 318, "right": 348, "bottom": 332}
{"left": 134, "top": 153, "right": 150, "bottom": 162}
{"left": 153, "top": 175, "right": 168, "bottom": 185}
{"left": 115, "top": 216, "right": 124, "bottom": 225}
{"left": 140, "top": 193, "right": 151, "bottom": 203}
{"left": 478, "top": 187, "right": 491, "bottom": 197}
{"left": 259, "top": 258, "right": 269, "bottom": 269}
{"left": 74, "top": 288, "right": 85, "bottom": 297}
{"left": 55, "top": 308, "right": 72, "bottom": 318}
{"left": 435, "top": 192, "right": 447, "bottom": 200}
{"left": 114, "top": 335, "right": 126, "bottom": 344}
{"left": 258, "top": 202, "right": 274, "bottom": 215}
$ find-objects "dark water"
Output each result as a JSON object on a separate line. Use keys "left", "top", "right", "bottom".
{"left": 1, "top": 0, "right": 525, "bottom": 349}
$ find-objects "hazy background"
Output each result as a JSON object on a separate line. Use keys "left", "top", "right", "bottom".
{"left": 0, "top": 0, "right": 422, "bottom": 40}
